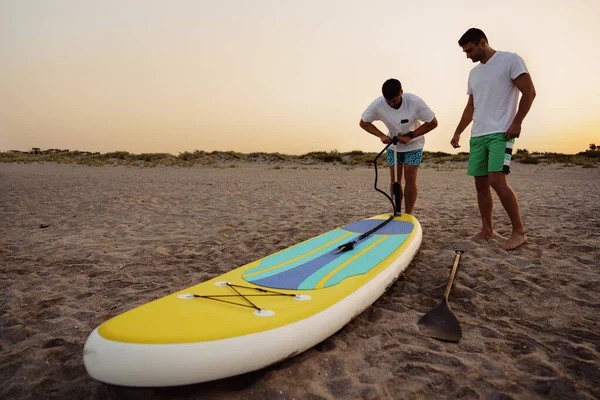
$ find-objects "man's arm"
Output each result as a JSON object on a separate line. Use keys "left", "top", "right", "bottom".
{"left": 505, "top": 73, "right": 536, "bottom": 139}
{"left": 398, "top": 117, "right": 438, "bottom": 144}
{"left": 411, "top": 117, "right": 439, "bottom": 138}
{"left": 359, "top": 119, "right": 391, "bottom": 144}
{"left": 450, "top": 95, "right": 474, "bottom": 148}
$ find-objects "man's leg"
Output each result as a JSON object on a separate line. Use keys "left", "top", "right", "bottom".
{"left": 467, "top": 136, "right": 494, "bottom": 239}
{"left": 487, "top": 134, "right": 526, "bottom": 250}
{"left": 488, "top": 172, "right": 527, "bottom": 250}
{"left": 473, "top": 176, "right": 495, "bottom": 239}
{"left": 403, "top": 164, "right": 418, "bottom": 215}
{"left": 402, "top": 149, "right": 422, "bottom": 215}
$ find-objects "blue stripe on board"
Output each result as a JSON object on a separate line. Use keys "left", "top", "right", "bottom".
{"left": 242, "top": 218, "right": 415, "bottom": 290}
{"left": 248, "top": 235, "right": 382, "bottom": 290}
{"left": 341, "top": 219, "right": 414, "bottom": 235}
{"left": 243, "top": 229, "right": 355, "bottom": 276}
{"left": 324, "top": 234, "right": 407, "bottom": 287}
{"left": 301, "top": 234, "right": 408, "bottom": 289}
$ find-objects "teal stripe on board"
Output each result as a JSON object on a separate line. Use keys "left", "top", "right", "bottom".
{"left": 324, "top": 234, "right": 408, "bottom": 287}
{"left": 297, "top": 235, "right": 385, "bottom": 290}
{"left": 243, "top": 229, "right": 359, "bottom": 278}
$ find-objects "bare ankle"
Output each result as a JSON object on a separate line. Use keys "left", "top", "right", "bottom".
{"left": 501, "top": 232, "right": 527, "bottom": 250}
{"left": 472, "top": 229, "right": 495, "bottom": 240}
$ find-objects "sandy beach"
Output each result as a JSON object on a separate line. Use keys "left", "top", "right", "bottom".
{"left": 1, "top": 161, "right": 599, "bottom": 399}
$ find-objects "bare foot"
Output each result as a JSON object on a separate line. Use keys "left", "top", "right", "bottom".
{"left": 471, "top": 230, "right": 495, "bottom": 240}
{"left": 501, "top": 232, "right": 527, "bottom": 250}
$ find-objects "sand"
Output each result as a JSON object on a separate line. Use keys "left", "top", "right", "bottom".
{"left": 1, "top": 162, "right": 599, "bottom": 399}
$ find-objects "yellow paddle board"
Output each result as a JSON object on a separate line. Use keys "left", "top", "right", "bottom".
{"left": 84, "top": 213, "right": 422, "bottom": 386}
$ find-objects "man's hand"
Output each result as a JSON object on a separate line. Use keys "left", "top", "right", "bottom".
{"left": 450, "top": 133, "right": 461, "bottom": 148}
{"left": 380, "top": 135, "right": 392, "bottom": 144}
{"left": 398, "top": 134, "right": 411, "bottom": 145}
{"left": 504, "top": 122, "right": 521, "bottom": 139}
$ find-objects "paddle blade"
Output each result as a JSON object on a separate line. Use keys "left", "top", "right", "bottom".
{"left": 418, "top": 300, "right": 462, "bottom": 342}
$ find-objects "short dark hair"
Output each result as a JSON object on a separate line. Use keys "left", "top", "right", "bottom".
{"left": 382, "top": 79, "right": 402, "bottom": 100}
{"left": 458, "top": 28, "right": 487, "bottom": 46}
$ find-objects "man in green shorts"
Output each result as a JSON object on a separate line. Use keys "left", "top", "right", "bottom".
{"left": 451, "top": 28, "right": 536, "bottom": 250}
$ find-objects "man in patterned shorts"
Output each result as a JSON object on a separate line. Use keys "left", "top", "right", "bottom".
{"left": 360, "top": 78, "right": 438, "bottom": 215}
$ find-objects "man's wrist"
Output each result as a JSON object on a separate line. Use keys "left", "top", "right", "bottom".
{"left": 408, "top": 131, "right": 415, "bottom": 139}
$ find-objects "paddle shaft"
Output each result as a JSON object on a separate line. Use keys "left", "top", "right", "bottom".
{"left": 444, "top": 250, "right": 464, "bottom": 300}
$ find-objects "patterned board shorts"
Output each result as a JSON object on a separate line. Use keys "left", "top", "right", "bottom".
{"left": 386, "top": 148, "right": 423, "bottom": 166}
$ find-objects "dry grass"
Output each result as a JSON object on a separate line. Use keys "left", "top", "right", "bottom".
{"left": 2, "top": 149, "right": 598, "bottom": 168}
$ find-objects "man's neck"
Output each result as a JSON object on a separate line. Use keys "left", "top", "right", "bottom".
{"left": 480, "top": 48, "right": 496, "bottom": 64}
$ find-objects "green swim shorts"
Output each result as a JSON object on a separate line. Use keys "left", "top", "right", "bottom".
{"left": 467, "top": 132, "right": 515, "bottom": 176}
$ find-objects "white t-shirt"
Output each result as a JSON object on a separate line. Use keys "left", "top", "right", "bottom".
{"left": 467, "top": 51, "right": 529, "bottom": 137}
{"left": 361, "top": 93, "right": 435, "bottom": 152}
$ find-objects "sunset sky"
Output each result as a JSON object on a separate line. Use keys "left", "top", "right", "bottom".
{"left": 1, "top": 0, "right": 598, "bottom": 155}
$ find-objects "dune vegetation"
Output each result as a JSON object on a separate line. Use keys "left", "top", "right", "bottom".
{"left": 1, "top": 147, "right": 598, "bottom": 168}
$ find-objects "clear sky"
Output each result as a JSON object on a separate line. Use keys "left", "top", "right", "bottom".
{"left": 1, "top": 0, "right": 598, "bottom": 155}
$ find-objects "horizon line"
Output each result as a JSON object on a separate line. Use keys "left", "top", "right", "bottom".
{"left": 2, "top": 147, "right": 592, "bottom": 157}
